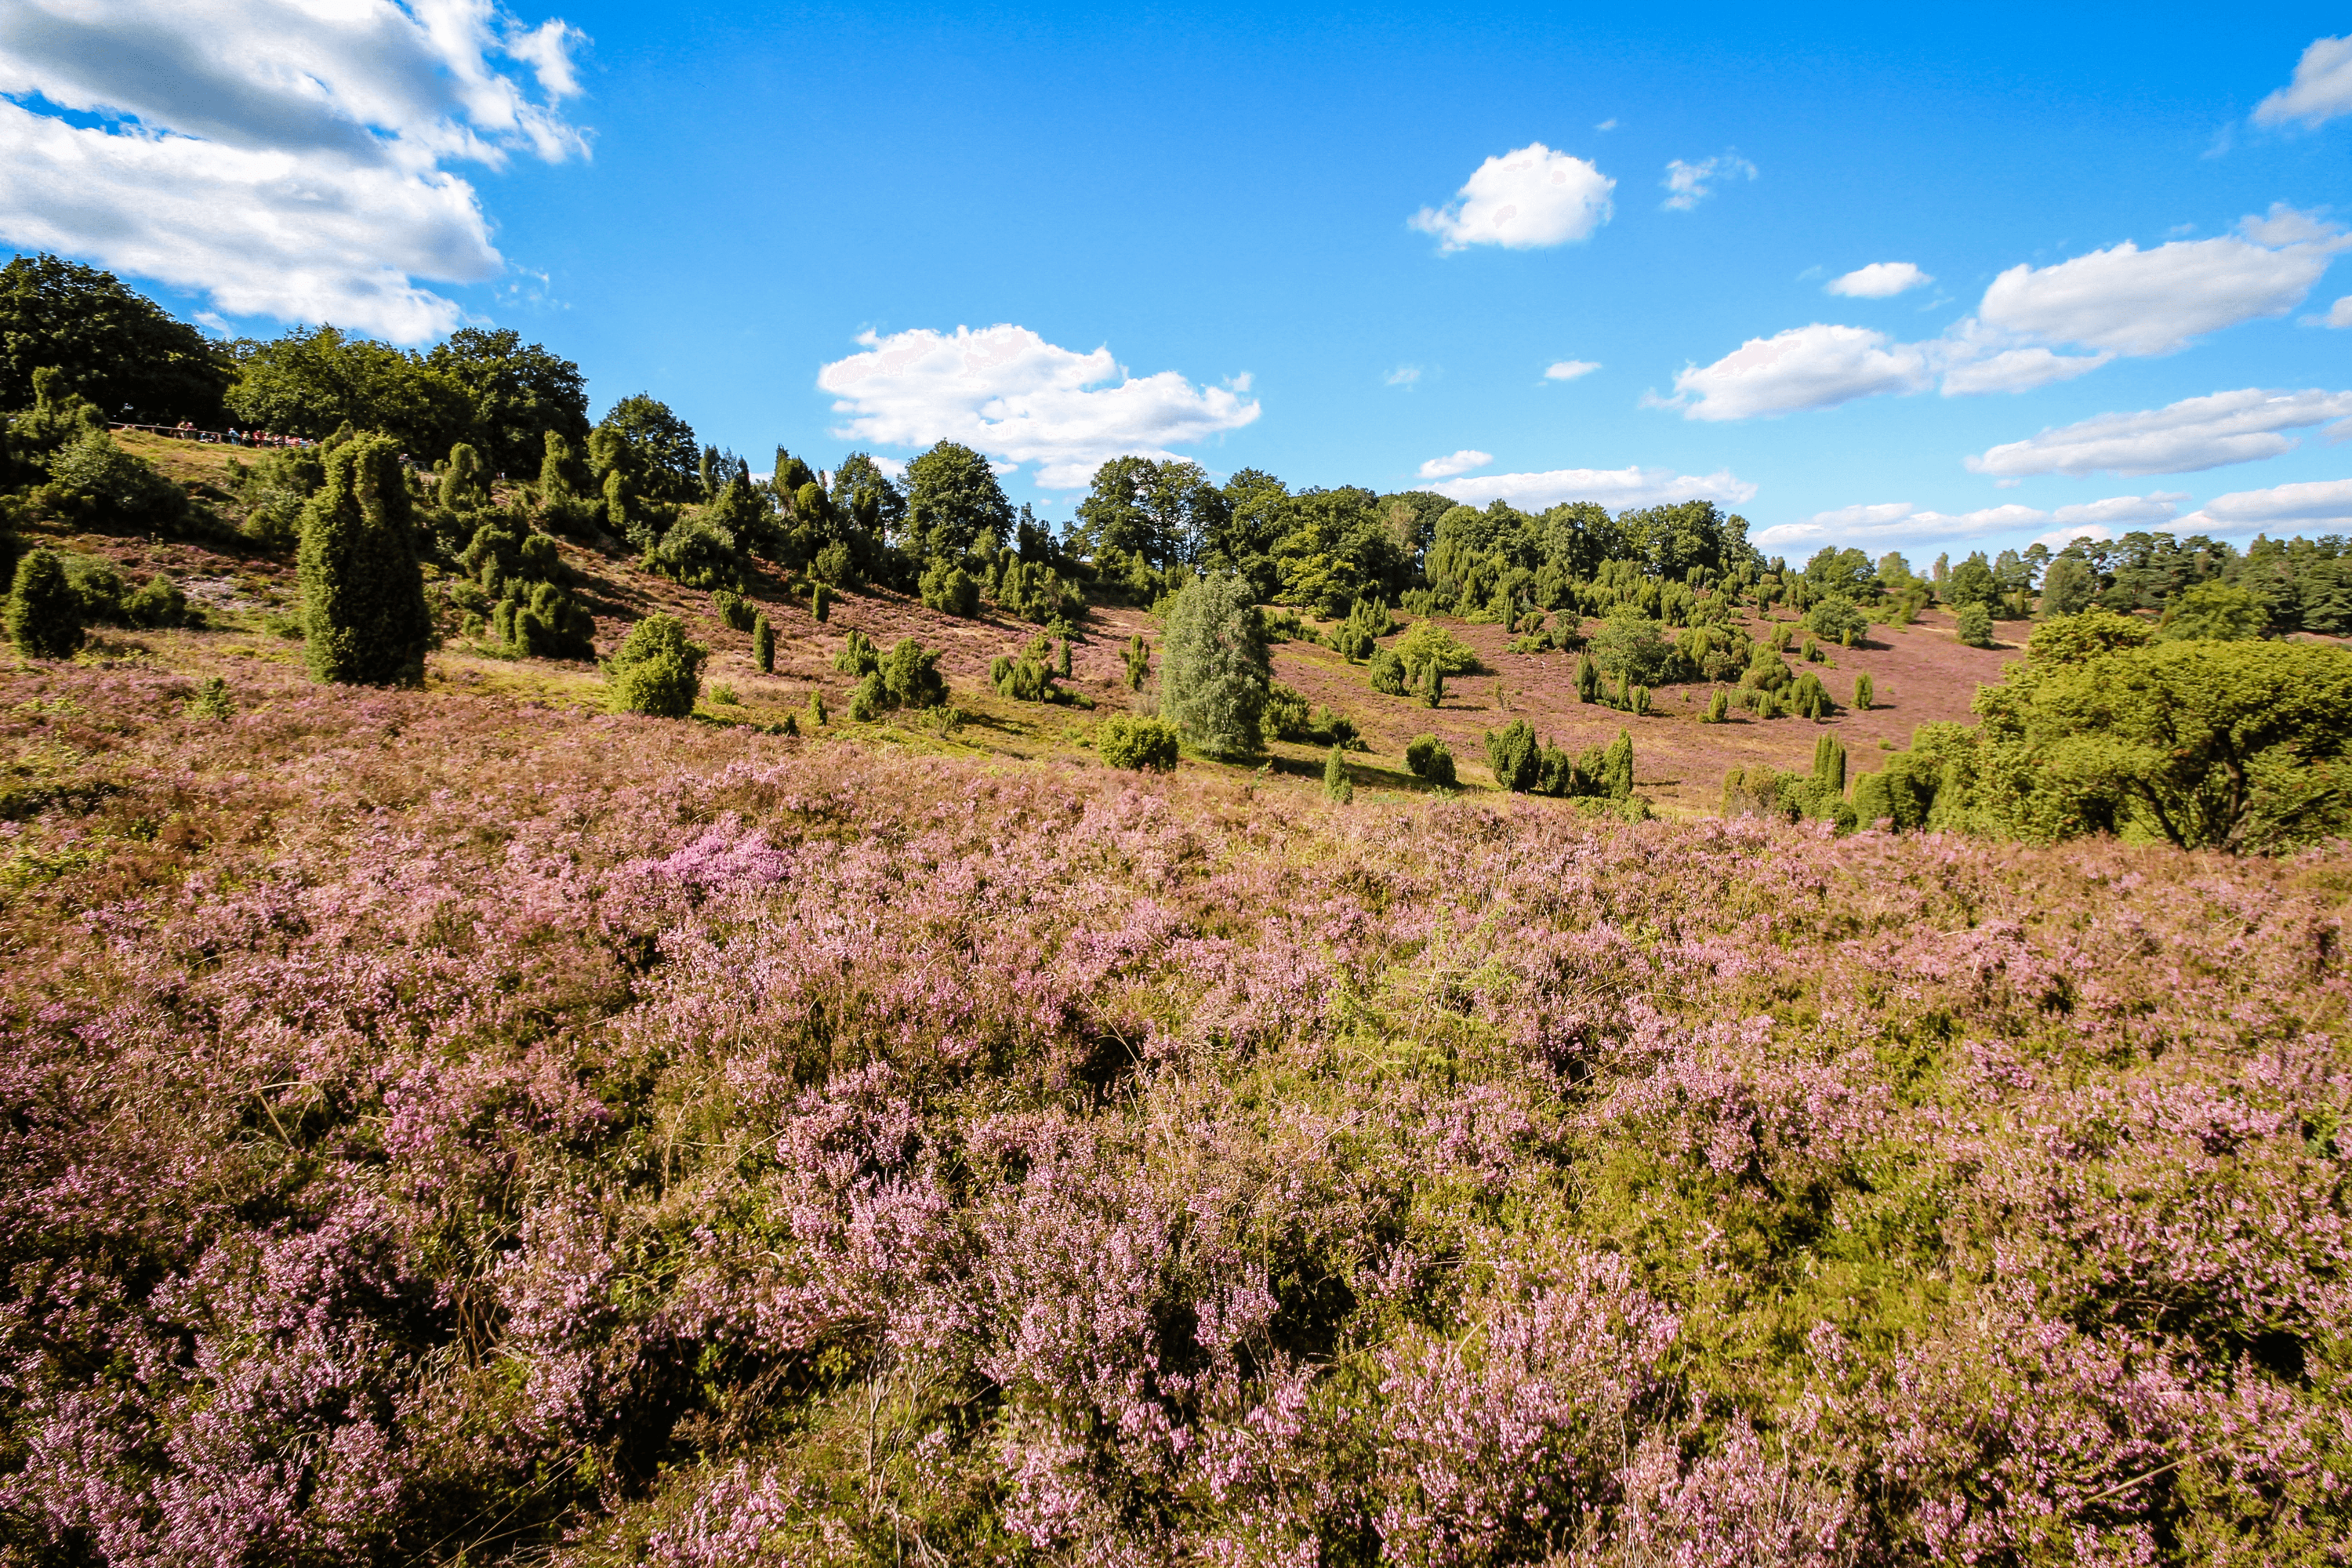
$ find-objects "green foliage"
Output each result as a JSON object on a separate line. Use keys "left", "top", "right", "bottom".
{"left": 992, "top": 635, "right": 1063, "bottom": 702}
{"left": 423, "top": 328, "right": 590, "bottom": 479}
{"left": 440, "top": 443, "right": 490, "bottom": 511}
{"left": 1956, "top": 602, "right": 1995, "bottom": 648}
{"left": 2158, "top": 581, "right": 2267, "bottom": 642}
{"left": 1263, "top": 681, "right": 1312, "bottom": 741}
{"left": 1394, "top": 619, "right": 1480, "bottom": 686}
{"left": 641, "top": 513, "right": 740, "bottom": 590}
{"left": 835, "top": 630, "right": 880, "bottom": 678}
{"left": 1813, "top": 732, "right": 1847, "bottom": 796}
{"left": 1590, "top": 610, "right": 1679, "bottom": 687}
{"left": 1122, "top": 634, "right": 1151, "bottom": 691}
{"left": 0, "top": 254, "right": 232, "bottom": 421}
{"left": 296, "top": 434, "right": 434, "bottom": 686}
{"left": 1791, "top": 670, "right": 1833, "bottom": 720}
{"left": 1323, "top": 744, "right": 1353, "bottom": 803}
{"left": 8, "top": 366, "right": 104, "bottom": 461}
{"left": 1330, "top": 596, "right": 1396, "bottom": 662}
{"left": 229, "top": 325, "right": 472, "bottom": 456}
{"left": 43, "top": 429, "right": 189, "bottom": 531}
{"left": 995, "top": 557, "right": 1080, "bottom": 626}
{"left": 878, "top": 640, "right": 949, "bottom": 710}
{"left": 1702, "top": 688, "right": 1730, "bottom": 724}
{"left": 183, "top": 675, "right": 234, "bottom": 720}
{"left": 232, "top": 441, "right": 329, "bottom": 548}
{"left": 848, "top": 673, "right": 881, "bottom": 721}
{"left": 603, "top": 613, "right": 706, "bottom": 718}
{"left": 1577, "top": 651, "right": 1601, "bottom": 703}
{"left": 1487, "top": 719, "right": 1541, "bottom": 793}
{"left": 753, "top": 614, "right": 774, "bottom": 673}
{"left": 59, "top": 554, "right": 126, "bottom": 623}
{"left": 811, "top": 581, "right": 831, "bottom": 622}
{"left": 2027, "top": 608, "right": 2153, "bottom": 665}
{"left": 906, "top": 441, "right": 1014, "bottom": 557}
{"left": 920, "top": 560, "right": 981, "bottom": 617}
{"left": 806, "top": 689, "right": 826, "bottom": 728}
{"left": 1076, "top": 456, "right": 1226, "bottom": 573}
{"left": 1160, "top": 572, "right": 1271, "bottom": 759}
{"left": 2038, "top": 554, "right": 2096, "bottom": 618}
{"left": 1096, "top": 714, "right": 1179, "bottom": 771}
{"left": 1367, "top": 645, "right": 1406, "bottom": 695}
{"left": 1404, "top": 733, "right": 1456, "bottom": 786}
{"left": 125, "top": 573, "right": 191, "bottom": 629}
{"left": 1805, "top": 595, "right": 1868, "bottom": 645}
{"left": 1421, "top": 662, "right": 1445, "bottom": 708}
{"left": 1602, "top": 728, "right": 1635, "bottom": 800}
{"left": 711, "top": 590, "right": 757, "bottom": 632}
{"left": 1852, "top": 670, "right": 1873, "bottom": 710}
{"left": 594, "top": 394, "right": 702, "bottom": 502}
{"left": 6, "top": 549, "right": 82, "bottom": 659}
{"left": 1946, "top": 552, "right": 1999, "bottom": 608}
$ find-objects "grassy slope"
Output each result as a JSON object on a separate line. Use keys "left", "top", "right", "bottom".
{"left": 70, "top": 430, "right": 2024, "bottom": 811}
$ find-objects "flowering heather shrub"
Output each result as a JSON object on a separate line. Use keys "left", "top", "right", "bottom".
{"left": 3, "top": 656, "right": 2352, "bottom": 1565}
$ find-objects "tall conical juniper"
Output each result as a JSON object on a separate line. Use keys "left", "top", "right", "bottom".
{"left": 299, "top": 434, "right": 433, "bottom": 686}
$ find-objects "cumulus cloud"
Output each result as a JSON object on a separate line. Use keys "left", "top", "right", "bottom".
{"left": 1659, "top": 324, "right": 1930, "bottom": 422}
{"left": 2186, "top": 477, "right": 2352, "bottom": 531}
{"left": 0, "top": 0, "right": 586, "bottom": 341}
{"left": 1661, "top": 206, "right": 2348, "bottom": 420}
{"left": 1544, "top": 359, "right": 1601, "bottom": 381}
{"left": 2325, "top": 296, "right": 2352, "bottom": 328}
{"left": 1428, "top": 465, "right": 1756, "bottom": 511}
{"left": 1976, "top": 209, "right": 2348, "bottom": 356}
{"left": 1756, "top": 492, "right": 2184, "bottom": 550}
{"left": 2253, "top": 34, "right": 2352, "bottom": 129}
{"left": 1824, "top": 261, "right": 1931, "bottom": 298}
{"left": 1409, "top": 142, "right": 1614, "bottom": 252}
{"left": 815, "top": 325, "right": 1261, "bottom": 490}
{"left": 1965, "top": 387, "right": 2352, "bottom": 479}
{"left": 1417, "top": 449, "right": 1492, "bottom": 480}
{"left": 1661, "top": 153, "right": 1756, "bottom": 212}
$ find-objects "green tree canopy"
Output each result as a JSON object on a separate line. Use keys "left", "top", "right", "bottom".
{"left": 2158, "top": 580, "right": 2268, "bottom": 642}
{"left": 906, "top": 441, "right": 1014, "bottom": 557}
{"left": 297, "top": 434, "right": 434, "bottom": 686}
{"left": 1160, "top": 571, "right": 1270, "bottom": 758}
{"left": 228, "top": 326, "right": 471, "bottom": 456}
{"left": 1076, "top": 456, "right": 1228, "bottom": 571}
{"left": 0, "top": 255, "right": 232, "bottom": 423}
{"left": 595, "top": 394, "right": 702, "bottom": 502}
{"left": 423, "top": 328, "right": 590, "bottom": 478}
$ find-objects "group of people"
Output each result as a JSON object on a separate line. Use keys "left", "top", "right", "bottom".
{"left": 136, "top": 419, "right": 311, "bottom": 450}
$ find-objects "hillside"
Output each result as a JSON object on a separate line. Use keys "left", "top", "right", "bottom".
{"left": 53, "top": 430, "right": 2016, "bottom": 813}
{"left": 2, "top": 641, "right": 2347, "bottom": 1565}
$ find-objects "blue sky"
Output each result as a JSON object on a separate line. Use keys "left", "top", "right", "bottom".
{"left": 3, "top": 2, "right": 2350, "bottom": 559}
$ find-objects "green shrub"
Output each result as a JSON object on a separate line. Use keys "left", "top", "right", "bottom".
{"left": 1486, "top": 719, "right": 1539, "bottom": 792}
{"left": 1404, "top": 733, "right": 1457, "bottom": 786}
{"left": 642, "top": 512, "right": 739, "bottom": 590}
{"left": 1601, "top": 729, "right": 1635, "bottom": 800}
{"left": 1956, "top": 602, "right": 1995, "bottom": 648}
{"left": 813, "top": 541, "right": 854, "bottom": 588}
{"left": 1576, "top": 651, "right": 1600, "bottom": 703}
{"left": 848, "top": 671, "right": 882, "bottom": 720}
{"left": 183, "top": 675, "right": 234, "bottom": 720}
{"left": 1097, "top": 714, "right": 1179, "bottom": 771}
{"left": 125, "top": 573, "right": 191, "bottom": 629}
{"left": 440, "top": 442, "right": 490, "bottom": 511}
{"left": 1160, "top": 572, "right": 1270, "bottom": 759}
{"left": 806, "top": 690, "right": 827, "bottom": 728}
{"left": 712, "top": 589, "right": 757, "bottom": 632}
{"left": 992, "top": 634, "right": 1061, "bottom": 702}
{"left": 1853, "top": 670, "right": 1873, "bottom": 710}
{"left": 879, "top": 639, "right": 949, "bottom": 710}
{"left": 1263, "top": 681, "right": 1312, "bottom": 741}
{"left": 1702, "top": 689, "right": 1730, "bottom": 724}
{"left": 60, "top": 554, "right": 127, "bottom": 622}
{"left": 1368, "top": 647, "right": 1406, "bottom": 695}
{"left": 1805, "top": 596, "right": 1868, "bottom": 646}
{"left": 604, "top": 612, "right": 705, "bottom": 717}
{"left": 2038, "top": 555, "right": 2096, "bottom": 619}
{"left": 1850, "top": 769, "right": 1894, "bottom": 827}
{"left": 920, "top": 560, "right": 980, "bottom": 617}
{"left": 1791, "top": 670, "right": 1832, "bottom": 720}
{"left": 1421, "top": 662, "right": 1445, "bottom": 708}
{"left": 753, "top": 614, "right": 774, "bottom": 673}
{"left": 709, "top": 682, "right": 739, "bottom": 706}
{"left": 811, "top": 581, "right": 831, "bottom": 622}
{"left": 836, "top": 629, "right": 880, "bottom": 677}
{"left": 2158, "top": 581, "right": 2267, "bottom": 642}
{"left": 8, "top": 550, "right": 83, "bottom": 659}
{"left": 298, "top": 434, "right": 434, "bottom": 686}
{"left": 1323, "top": 744, "right": 1353, "bottom": 803}
{"left": 47, "top": 430, "right": 188, "bottom": 531}
{"left": 1812, "top": 732, "right": 1847, "bottom": 797}
{"left": 1122, "top": 634, "right": 1151, "bottom": 691}
{"left": 1396, "top": 620, "right": 1479, "bottom": 686}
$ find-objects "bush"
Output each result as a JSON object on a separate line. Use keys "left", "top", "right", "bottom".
{"left": 125, "top": 573, "right": 191, "bottom": 629}
{"left": 1805, "top": 596, "right": 1868, "bottom": 646}
{"left": 1097, "top": 714, "right": 1179, "bottom": 771}
{"left": 1396, "top": 620, "right": 1479, "bottom": 686}
{"left": 1122, "top": 634, "right": 1151, "bottom": 691}
{"left": 1601, "top": 729, "right": 1635, "bottom": 800}
{"left": 811, "top": 582, "right": 831, "bottom": 622}
{"left": 1368, "top": 647, "right": 1406, "bottom": 695}
{"left": 1852, "top": 670, "right": 1873, "bottom": 710}
{"left": 1591, "top": 612, "right": 1677, "bottom": 687}
{"left": 1264, "top": 681, "right": 1313, "bottom": 741}
{"left": 298, "top": 434, "right": 434, "bottom": 686}
{"left": 1790, "top": 671, "right": 1833, "bottom": 720}
{"left": 992, "top": 634, "right": 1061, "bottom": 702}
{"left": 1701, "top": 689, "right": 1730, "bottom": 724}
{"left": 642, "top": 513, "right": 739, "bottom": 590}
{"left": 848, "top": 671, "right": 882, "bottom": 720}
{"left": 712, "top": 590, "right": 757, "bottom": 632}
{"left": 604, "top": 612, "right": 706, "bottom": 717}
{"left": 46, "top": 430, "right": 188, "bottom": 531}
{"left": 1405, "top": 733, "right": 1455, "bottom": 786}
{"left": 1956, "top": 602, "right": 1996, "bottom": 648}
{"left": 920, "top": 561, "right": 980, "bottom": 617}
{"left": 878, "top": 639, "right": 949, "bottom": 710}
{"left": 1323, "top": 744, "right": 1353, "bottom": 803}
{"left": 60, "top": 554, "right": 127, "bottom": 622}
{"left": 2038, "top": 555, "right": 2096, "bottom": 619}
{"left": 2158, "top": 581, "right": 2267, "bottom": 642}
{"left": 753, "top": 614, "right": 774, "bottom": 673}
{"left": 1487, "top": 720, "right": 1540, "bottom": 793}
{"left": 1160, "top": 572, "right": 1271, "bottom": 759}
{"left": 835, "top": 629, "right": 880, "bottom": 678}
{"left": 183, "top": 675, "right": 234, "bottom": 720}
{"left": 7, "top": 549, "right": 82, "bottom": 659}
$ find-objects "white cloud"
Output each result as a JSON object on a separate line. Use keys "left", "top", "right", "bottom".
{"left": 1410, "top": 142, "right": 1614, "bottom": 252}
{"left": 1543, "top": 359, "right": 1600, "bottom": 381}
{"left": 1417, "top": 449, "right": 1493, "bottom": 479}
{"left": 1824, "top": 261, "right": 1932, "bottom": 299}
{"left": 1385, "top": 365, "right": 1421, "bottom": 387}
{"left": 1595, "top": 118, "right": 1618, "bottom": 132}
{"left": 2325, "top": 296, "right": 2352, "bottom": 328}
{"left": 1965, "top": 387, "right": 2352, "bottom": 478}
{"left": 1661, "top": 153, "right": 1757, "bottom": 212}
{"left": 1429, "top": 465, "right": 1756, "bottom": 511}
{"left": 815, "top": 324, "right": 1261, "bottom": 490}
{"left": 1758, "top": 492, "right": 2184, "bottom": 551}
{"left": 0, "top": 0, "right": 586, "bottom": 341}
{"left": 1976, "top": 209, "right": 2347, "bottom": 356}
{"left": 1662, "top": 206, "right": 2348, "bottom": 420}
{"left": 2253, "top": 34, "right": 2352, "bottom": 129}
{"left": 2186, "top": 478, "right": 2352, "bottom": 531}
{"left": 1660, "top": 324, "right": 1930, "bottom": 422}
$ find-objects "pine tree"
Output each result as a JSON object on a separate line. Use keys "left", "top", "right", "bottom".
{"left": 6, "top": 549, "right": 82, "bottom": 659}
{"left": 1812, "top": 733, "right": 1846, "bottom": 797}
{"left": 1122, "top": 633, "right": 1150, "bottom": 691}
{"left": 298, "top": 434, "right": 434, "bottom": 686}
{"left": 1160, "top": 572, "right": 1271, "bottom": 758}
{"left": 1323, "top": 744, "right": 1353, "bottom": 803}
{"left": 753, "top": 613, "right": 775, "bottom": 673}
{"left": 1602, "top": 729, "right": 1635, "bottom": 800}
{"left": 1576, "top": 652, "right": 1600, "bottom": 703}
{"left": 1853, "top": 670, "right": 1873, "bottom": 710}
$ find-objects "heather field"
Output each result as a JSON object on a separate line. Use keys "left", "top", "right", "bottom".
{"left": 3, "top": 646, "right": 2348, "bottom": 1566}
